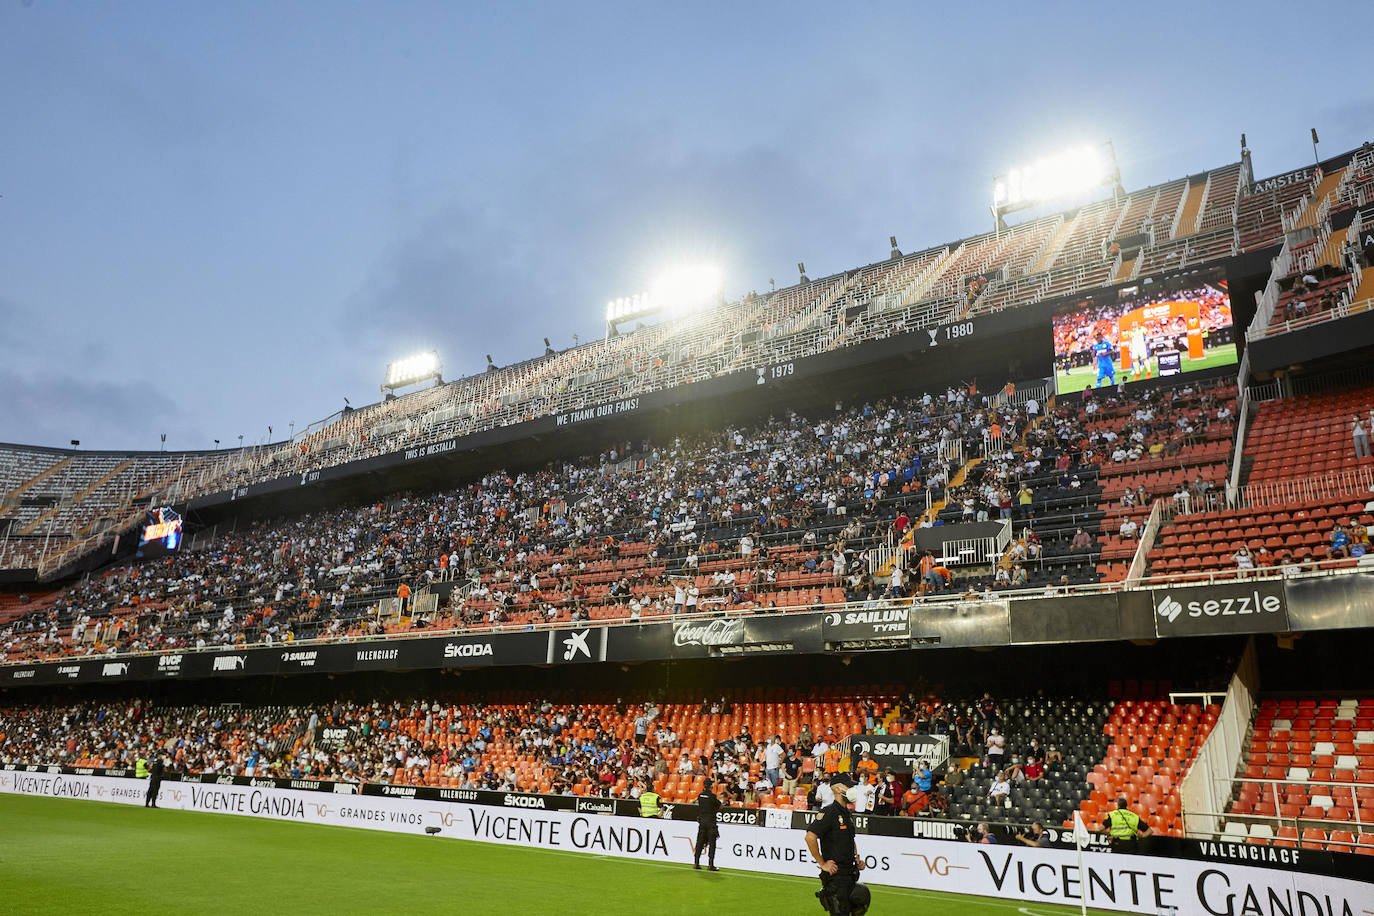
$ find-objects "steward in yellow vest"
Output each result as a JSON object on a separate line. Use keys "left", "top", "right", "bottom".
{"left": 1102, "top": 797, "right": 1150, "bottom": 853}
{"left": 639, "top": 787, "right": 661, "bottom": 818}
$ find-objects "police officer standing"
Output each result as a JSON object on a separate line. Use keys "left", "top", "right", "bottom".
{"left": 1102, "top": 797, "right": 1150, "bottom": 853}
{"left": 694, "top": 777, "right": 721, "bottom": 871}
{"left": 805, "top": 775, "right": 871, "bottom": 915}
{"left": 145, "top": 755, "right": 165, "bottom": 808}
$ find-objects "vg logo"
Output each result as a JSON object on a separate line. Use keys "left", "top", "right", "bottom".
{"left": 902, "top": 852, "right": 969, "bottom": 877}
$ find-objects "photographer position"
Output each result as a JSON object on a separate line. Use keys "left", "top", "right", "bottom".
{"left": 1014, "top": 821, "right": 1048, "bottom": 847}
{"left": 957, "top": 822, "right": 996, "bottom": 844}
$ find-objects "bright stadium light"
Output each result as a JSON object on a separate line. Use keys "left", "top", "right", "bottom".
{"left": 382, "top": 350, "right": 442, "bottom": 393}
{"left": 604, "top": 262, "right": 724, "bottom": 331}
{"left": 992, "top": 141, "right": 1122, "bottom": 230}
{"left": 650, "top": 262, "right": 723, "bottom": 314}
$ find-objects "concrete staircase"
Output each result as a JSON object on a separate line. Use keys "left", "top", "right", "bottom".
{"left": 1114, "top": 256, "right": 1137, "bottom": 283}
{"left": 1353, "top": 266, "right": 1374, "bottom": 304}
{"left": 1030, "top": 214, "right": 1080, "bottom": 274}
{"left": 1294, "top": 170, "right": 1345, "bottom": 230}
{"left": 1174, "top": 182, "right": 1207, "bottom": 239}
{"left": 3, "top": 456, "right": 74, "bottom": 503}
{"left": 17, "top": 459, "right": 132, "bottom": 536}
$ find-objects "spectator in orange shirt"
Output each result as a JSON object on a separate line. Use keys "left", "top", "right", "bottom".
{"left": 901, "top": 784, "right": 929, "bottom": 816}
{"left": 397, "top": 582, "right": 412, "bottom": 614}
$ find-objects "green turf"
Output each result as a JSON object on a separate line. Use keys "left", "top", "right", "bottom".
{"left": 0, "top": 794, "right": 1125, "bottom": 915}
{"left": 1054, "top": 346, "right": 1238, "bottom": 395}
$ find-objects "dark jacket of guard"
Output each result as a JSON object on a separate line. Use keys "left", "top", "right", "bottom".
{"left": 694, "top": 789, "right": 722, "bottom": 869}
{"left": 145, "top": 758, "right": 164, "bottom": 808}
{"left": 807, "top": 800, "right": 869, "bottom": 915}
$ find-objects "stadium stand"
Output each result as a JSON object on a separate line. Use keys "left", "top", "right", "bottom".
{"left": 3, "top": 381, "right": 1042, "bottom": 662}
{"left": 0, "top": 688, "right": 1135, "bottom": 832}
{"left": 21, "top": 145, "right": 1374, "bottom": 578}
{"left": 1071, "top": 694, "right": 1219, "bottom": 838}
{"left": 1221, "top": 697, "right": 1374, "bottom": 853}
{"left": 1245, "top": 383, "right": 1374, "bottom": 482}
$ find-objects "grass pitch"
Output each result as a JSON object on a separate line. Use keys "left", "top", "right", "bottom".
{"left": 1054, "top": 347, "right": 1238, "bottom": 395}
{"left": 0, "top": 794, "right": 1122, "bottom": 915}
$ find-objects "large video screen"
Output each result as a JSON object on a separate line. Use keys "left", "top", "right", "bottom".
{"left": 1051, "top": 272, "right": 1238, "bottom": 395}
{"left": 138, "top": 506, "right": 183, "bottom": 557}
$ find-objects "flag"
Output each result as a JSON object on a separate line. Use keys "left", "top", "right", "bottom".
{"left": 1072, "top": 810, "right": 1093, "bottom": 849}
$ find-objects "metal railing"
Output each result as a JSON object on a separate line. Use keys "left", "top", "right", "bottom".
{"left": 1248, "top": 294, "right": 1374, "bottom": 342}
{"left": 1237, "top": 466, "right": 1374, "bottom": 511}
{"left": 1124, "top": 499, "right": 1163, "bottom": 585}
{"left": 1225, "top": 376, "right": 1252, "bottom": 503}
{"left": 938, "top": 519, "right": 1011, "bottom": 566}
{"left": 1179, "top": 638, "right": 1258, "bottom": 840}
{"left": 1187, "top": 778, "right": 1374, "bottom": 852}
{"left": 9, "top": 557, "right": 1374, "bottom": 668}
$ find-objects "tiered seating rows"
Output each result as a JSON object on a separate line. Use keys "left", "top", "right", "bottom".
{"left": 1225, "top": 697, "right": 1374, "bottom": 853}
{"left": 1246, "top": 385, "right": 1374, "bottom": 482}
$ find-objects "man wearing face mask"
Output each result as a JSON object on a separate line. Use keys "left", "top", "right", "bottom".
{"left": 805, "top": 775, "right": 871, "bottom": 915}
{"left": 914, "top": 759, "right": 934, "bottom": 795}
{"left": 873, "top": 770, "right": 897, "bottom": 816}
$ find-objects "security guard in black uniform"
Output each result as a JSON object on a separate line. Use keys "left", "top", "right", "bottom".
{"left": 145, "top": 755, "right": 165, "bottom": 808}
{"left": 694, "top": 777, "right": 722, "bottom": 871}
{"left": 804, "top": 775, "right": 871, "bottom": 915}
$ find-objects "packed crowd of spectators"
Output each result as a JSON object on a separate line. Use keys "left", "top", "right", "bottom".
{"left": 0, "top": 692, "right": 874, "bottom": 806}
{"left": 1, "top": 382, "right": 1034, "bottom": 663}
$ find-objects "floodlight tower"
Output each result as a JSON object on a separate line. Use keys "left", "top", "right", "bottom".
{"left": 603, "top": 263, "right": 725, "bottom": 338}
{"left": 991, "top": 140, "right": 1123, "bottom": 234}
{"left": 381, "top": 350, "right": 443, "bottom": 396}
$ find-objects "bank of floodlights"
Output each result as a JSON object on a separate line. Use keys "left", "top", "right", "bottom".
{"left": 382, "top": 350, "right": 442, "bottom": 393}
{"left": 605, "top": 262, "right": 724, "bottom": 331}
{"left": 992, "top": 141, "right": 1123, "bottom": 231}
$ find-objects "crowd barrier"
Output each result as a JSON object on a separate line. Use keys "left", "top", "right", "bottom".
{"left": 6, "top": 569, "right": 1374, "bottom": 686}
{"left": 2, "top": 766, "right": 1369, "bottom": 914}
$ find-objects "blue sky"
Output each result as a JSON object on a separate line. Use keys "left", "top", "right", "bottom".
{"left": 1, "top": 1, "right": 1369, "bottom": 450}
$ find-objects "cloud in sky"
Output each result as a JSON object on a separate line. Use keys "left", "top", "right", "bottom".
{"left": 0, "top": 1, "right": 1369, "bottom": 450}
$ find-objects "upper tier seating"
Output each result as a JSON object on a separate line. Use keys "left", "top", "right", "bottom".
{"left": 1, "top": 383, "right": 1028, "bottom": 662}
{"left": 1146, "top": 498, "right": 1374, "bottom": 579}
{"left": 1245, "top": 384, "right": 1374, "bottom": 482}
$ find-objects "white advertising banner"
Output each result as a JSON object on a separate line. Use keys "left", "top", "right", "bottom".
{"left": 1, "top": 770, "right": 1369, "bottom": 915}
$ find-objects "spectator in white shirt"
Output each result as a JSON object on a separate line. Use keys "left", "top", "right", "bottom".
{"left": 986, "top": 727, "right": 1006, "bottom": 763}
{"left": 852, "top": 775, "right": 876, "bottom": 813}
{"left": 988, "top": 772, "right": 1011, "bottom": 805}
{"left": 764, "top": 737, "right": 784, "bottom": 786}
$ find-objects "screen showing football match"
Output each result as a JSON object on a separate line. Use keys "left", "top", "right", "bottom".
{"left": 138, "top": 506, "right": 183, "bottom": 557}
{"left": 1050, "top": 271, "right": 1238, "bottom": 395}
